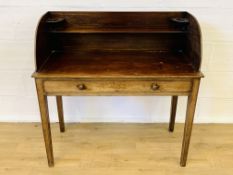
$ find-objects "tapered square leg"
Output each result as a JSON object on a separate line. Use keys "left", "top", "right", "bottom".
{"left": 35, "top": 79, "right": 54, "bottom": 167}
{"left": 56, "top": 96, "right": 65, "bottom": 132}
{"left": 180, "top": 79, "right": 200, "bottom": 167}
{"left": 169, "top": 96, "right": 178, "bottom": 132}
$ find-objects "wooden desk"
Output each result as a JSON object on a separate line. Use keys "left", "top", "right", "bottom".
{"left": 32, "top": 12, "right": 204, "bottom": 167}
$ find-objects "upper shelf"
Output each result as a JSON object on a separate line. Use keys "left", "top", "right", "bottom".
{"left": 48, "top": 26, "right": 188, "bottom": 34}
{"left": 43, "top": 12, "right": 191, "bottom": 34}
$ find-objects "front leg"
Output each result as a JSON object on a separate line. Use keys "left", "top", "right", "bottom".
{"left": 180, "top": 79, "right": 200, "bottom": 167}
{"left": 36, "top": 79, "right": 54, "bottom": 167}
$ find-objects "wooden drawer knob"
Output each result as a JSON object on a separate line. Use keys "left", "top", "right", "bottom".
{"left": 151, "top": 83, "right": 160, "bottom": 91}
{"left": 77, "top": 84, "right": 86, "bottom": 90}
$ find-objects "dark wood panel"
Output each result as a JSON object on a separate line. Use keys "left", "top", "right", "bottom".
{"left": 35, "top": 11, "right": 202, "bottom": 72}
{"left": 48, "top": 12, "right": 186, "bottom": 30}
{"left": 35, "top": 12, "right": 51, "bottom": 71}
{"left": 53, "top": 33, "right": 186, "bottom": 52}
{"left": 184, "top": 13, "right": 201, "bottom": 71}
{"left": 49, "top": 27, "right": 188, "bottom": 34}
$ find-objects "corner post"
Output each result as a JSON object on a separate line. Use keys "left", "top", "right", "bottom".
{"left": 35, "top": 79, "right": 54, "bottom": 167}
{"left": 169, "top": 96, "right": 178, "bottom": 132}
{"left": 180, "top": 79, "right": 200, "bottom": 166}
{"left": 56, "top": 96, "right": 65, "bottom": 132}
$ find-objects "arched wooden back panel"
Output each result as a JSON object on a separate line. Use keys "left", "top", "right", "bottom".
{"left": 34, "top": 12, "right": 201, "bottom": 76}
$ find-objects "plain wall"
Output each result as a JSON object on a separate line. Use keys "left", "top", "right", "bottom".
{"left": 0, "top": 0, "right": 233, "bottom": 123}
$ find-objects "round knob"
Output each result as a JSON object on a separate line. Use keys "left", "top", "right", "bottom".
{"left": 151, "top": 83, "right": 160, "bottom": 91}
{"left": 77, "top": 84, "right": 86, "bottom": 90}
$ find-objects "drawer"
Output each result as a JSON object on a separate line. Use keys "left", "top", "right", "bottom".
{"left": 43, "top": 80, "right": 192, "bottom": 95}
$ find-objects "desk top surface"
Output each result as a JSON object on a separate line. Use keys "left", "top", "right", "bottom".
{"left": 33, "top": 51, "right": 203, "bottom": 79}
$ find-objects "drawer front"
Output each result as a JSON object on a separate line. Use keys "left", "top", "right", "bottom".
{"left": 43, "top": 80, "right": 192, "bottom": 95}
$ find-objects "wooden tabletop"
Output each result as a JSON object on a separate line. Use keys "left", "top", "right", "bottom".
{"left": 33, "top": 51, "right": 203, "bottom": 79}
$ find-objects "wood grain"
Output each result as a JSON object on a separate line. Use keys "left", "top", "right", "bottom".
{"left": 33, "top": 51, "right": 201, "bottom": 79}
{"left": 43, "top": 79, "right": 192, "bottom": 96}
{"left": 0, "top": 123, "right": 233, "bottom": 175}
{"left": 34, "top": 12, "right": 202, "bottom": 73}
{"left": 48, "top": 11, "right": 186, "bottom": 31}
